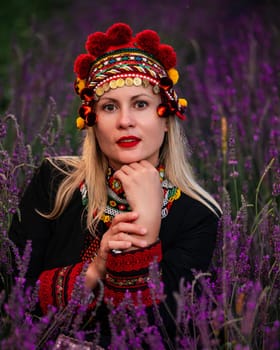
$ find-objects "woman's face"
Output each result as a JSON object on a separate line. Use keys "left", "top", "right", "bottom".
{"left": 94, "top": 85, "right": 167, "bottom": 170}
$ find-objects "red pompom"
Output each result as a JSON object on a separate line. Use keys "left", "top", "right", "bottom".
{"left": 106, "top": 22, "right": 133, "bottom": 45}
{"left": 80, "top": 87, "right": 94, "bottom": 101}
{"left": 159, "top": 77, "right": 173, "bottom": 91}
{"left": 157, "top": 103, "right": 170, "bottom": 118}
{"left": 73, "top": 54, "right": 94, "bottom": 79}
{"left": 168, "top": 100, "right": 177, "bottom": 113}
{"left": 135, "top": 30, "right": 160, "bottom": 56}
{"left": 157, "top": 44, "right": 177, "bottom": 70}
{"left": 79, "top": 104, "right": 92, "bottom": 118}
{"left": 85, "top": 111, "right": 97, "bottom": 126}
{"left": 86, "top": 32, "right": 109, "bottom": 56}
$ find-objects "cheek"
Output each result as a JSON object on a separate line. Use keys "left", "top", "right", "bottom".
{"left": 95, "top": 116, "right": 110, "bottom": 135}
{"left": 94, "top": 123, "right": 110, "bottom": 148}
{"left": 149, "top": 122, "right": 167, "bottom": 146}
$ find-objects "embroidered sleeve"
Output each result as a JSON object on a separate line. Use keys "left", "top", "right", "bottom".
{"left": 38, "top": 262, "right": 84, "bottom": 314}
{"left": 38, "top": 235, "right": 101, "bottom": 315}
{"left": 38, "top": 261, "right": 100, "bottom": 315}
{"left": 104, "top": 240, "right": 162, "bottom": 307}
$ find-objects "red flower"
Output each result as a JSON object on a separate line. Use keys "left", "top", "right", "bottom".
{"left": 86, "top": 32, "right": 109, "bottom": 56}
{"left": 157, "top": 103, "right": 170, "bottom": 118}
{"left": 79, "top": 104, "right": 92, "bottom": 118}
{"left": 85, "top": 111, "right": 97, "bottom": 126}
{"left": 80, "top": 88, "right": 94, "bottom": 101}
{"left": 159, "top": 77, "right": 173, "bottom": 91}
{"left": 73, "top": 54, "right": 94, "bottom": 79}
{"left": 157, "top": 44, "right": 177, "bottom": 70}
{"left": 106, "top": 22, "right": 133, "bottom": 45}
{"left": 135, "top": 30, "right": 160, "bottom": 56}
{"left": 168, "top": 100, "right": 177, "bottom": 113}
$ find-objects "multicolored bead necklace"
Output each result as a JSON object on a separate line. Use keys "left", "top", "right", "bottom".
{"left": 79, "top": 165, "right": 181, "bottom": 227}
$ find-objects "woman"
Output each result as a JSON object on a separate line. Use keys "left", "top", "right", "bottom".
{"left": 9, "top": 23, "right": 221, "bottom": 347}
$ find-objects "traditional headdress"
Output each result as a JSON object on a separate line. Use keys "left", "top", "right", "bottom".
{"left": 73, "top": 22, "right": 187, "bottom": 129}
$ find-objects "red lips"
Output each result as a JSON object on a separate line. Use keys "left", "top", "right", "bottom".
{"left": 117, "top": 136, "right": 141, "bottom": 148}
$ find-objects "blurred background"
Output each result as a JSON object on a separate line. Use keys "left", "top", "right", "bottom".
{"left": 1, "top": 0, "right": 278, "bottom": 115}
{"left": 0, "top": 0, "right": 279, "bottom": 206}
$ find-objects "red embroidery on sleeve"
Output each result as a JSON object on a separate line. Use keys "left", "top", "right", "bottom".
{"left": 38, "top": 262, "right": 84, "bottom": 314}
{"left": 106, "top": 240, "right": 162, "bottom": 273}
{"left": 66, "top": 262, "right": 84, "bottom": 302}
{"left": 104, "top": 241, "right": 162, "bottom": 307}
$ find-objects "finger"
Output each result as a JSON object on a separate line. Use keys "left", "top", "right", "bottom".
{"left": 114, "top": 165, "right": 131, "bottom": 178}
{"left": 112, "top": 222, "right": 147, "bottom": 236}
{"left": 128, "top": 162, "right": 158, "bottom": 176}
{"left": 108, "top": 236, "right": 147, "bottom": 250}
{"left": 114, "top": 231, "right": 146, "bottom": 243}
{"left": 119, "top": 164, "right": 133, "bottom": 174}
{"left": 112, "top": 211, "right": 138, "bottom": 224}
{"left": 108, "top": 240, "right": 132, "bottom": 250}
{"left": 113, "top": 169, "right": 129, "bottom": 183}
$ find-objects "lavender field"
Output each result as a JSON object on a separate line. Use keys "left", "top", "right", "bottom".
{"left": 0, "top": 1, "right": 279, "bottom": 349}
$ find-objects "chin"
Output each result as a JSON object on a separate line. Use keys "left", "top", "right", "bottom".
{"left": 118, "top": 155, "right": 143, "bottom": 164}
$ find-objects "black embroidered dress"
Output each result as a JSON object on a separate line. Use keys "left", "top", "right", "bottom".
{"left": 9, "top": 158, "right": 219, "bottom": 342}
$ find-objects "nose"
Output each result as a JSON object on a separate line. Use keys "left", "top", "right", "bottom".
{"left": 117, "top": 106, "right": 135, "bottom": 129}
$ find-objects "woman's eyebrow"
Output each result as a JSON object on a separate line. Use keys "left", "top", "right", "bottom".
{"left": 130, "top": 93, "right": 154, "bottom": 101}
{"left": 98, "top": 97, "right": 118, "bottom": 103}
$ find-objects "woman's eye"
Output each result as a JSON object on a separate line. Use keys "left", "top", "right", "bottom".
{"left": 135, "top": 100, "right": 148, "bottom": 109}
{"left": 103, "top": 103, "right": 116, "bottom": 112}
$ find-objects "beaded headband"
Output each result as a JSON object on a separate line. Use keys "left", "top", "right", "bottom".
{"left": 73, "top": 22, "right": 187, "bottom": 129}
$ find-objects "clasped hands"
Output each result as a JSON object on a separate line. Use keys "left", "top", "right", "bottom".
{"left": 85, "top": 160, "right": 163, "bottom": 289}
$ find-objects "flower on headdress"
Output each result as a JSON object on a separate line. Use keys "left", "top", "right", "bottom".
{"left": 79, "top": 105, "right": 90, "bottom": 118}
{"left": 85, "top": 111, "right": 96, "bottom": 126}
{"left": 80, "top": 87, "right": 94, "bottom": 101}
{"left": 157, "top": 103, "right": 170, "bottom": 118}
{"left": 159, "top": 77, "right": 173, "bottom": 91}
{"left": 76, "top": 116, "right": 86, "bottom": 130}
{"left": 157, "top": 44, "right": 176, "bottom": 70}
{"left": 168, "top": 68, "right": 179, "bottom": 85}
{"left": 179, "top": 98, "right": 188, "bottom": 108}
{"left": 78, "top": 104, "right": 97, "bottom": 127}
{"left": 176, "top": 98, "right": 188, "bottom": 120}
{"left": 157, "top": 100, "right": 183, "bottom": 119}
{"left": 86, "top": 32, "right": 109, "bottom": 57}
{"left": 74, "top": 54, "right": 95, "bottom": 79}
{"left": 74, "top": 78, "right": 86, "bottom": 95}
{"left": 106, "top": 22, "right": 133, "bottom": 46}
{"left": 85, "top": 23, "right": 134, "bottom": 57}
{"left": 135, "top": 30, "right": 160, "bottom": 56}
{"left": 168, "top": 100, "right": 177, "bottom": 113}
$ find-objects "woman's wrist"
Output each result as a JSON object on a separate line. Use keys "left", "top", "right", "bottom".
{"left": 85, "top": 253, "right": 106, "bottom": 289}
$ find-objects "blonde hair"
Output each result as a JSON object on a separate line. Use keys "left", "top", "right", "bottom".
{"left": 43, "top": 117, "right": 221, "bottom": 235}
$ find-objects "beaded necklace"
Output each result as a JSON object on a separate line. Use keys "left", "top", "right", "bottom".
{"left": 79, "top": 165, "right": 181, "bottom": 227}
